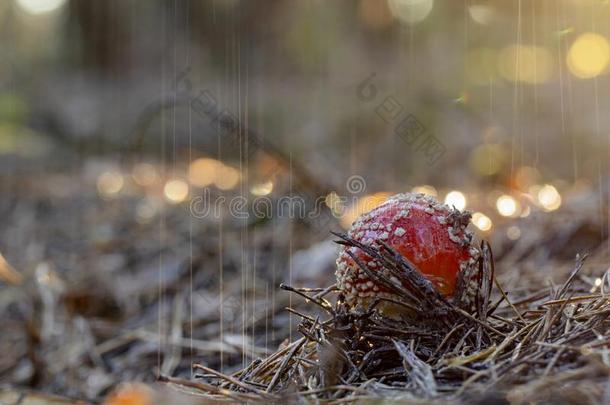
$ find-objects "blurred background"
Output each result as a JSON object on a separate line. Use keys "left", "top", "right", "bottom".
{"left": 2, "top": 0, "right": 610, "bottom": 401}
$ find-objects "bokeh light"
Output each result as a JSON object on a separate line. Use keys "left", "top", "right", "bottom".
{"left": 472, "top": 212, "right": 492, "bottom": 232}
{"left": 411, "top": 185, "right": 438, "bottom": 197}
{"left": 537, "top": 184, "right": 562, "bottom": 211}
{"left": 325, "top": 192, "right": 345, "bottom": 216}
{"left": 567, "top": 32, "right": 610, "bottom": 79}
{"left": 444, "top": 191, "right": 466, "bottom": 210}
{"left": 388, "top": 0, "right": 434, "bottom": 25}
{"left": 469, "top": 144, "right": 507, "bottom": 176}
{"left": 250, "top": 180, "right": 274, "bottom": 196}
{"left": 498, "top": 44, "right": 553, "bottom": 83}
{"left": 188, "top": 158, "right": 241, "bottom": 190}
{"left": 496, "top": 195, "right": 519, "bottom": 217}
{"left": 468, "top": 5, "right": 494, "bottom": 25}
{"left": 188, "top": 158, "right": 221, "bottom": 187}
{"left": 214, "top": 165, "right": 241, "bottom": 190}
{"left": 163, "top": 179, "right": 189, "bottom": 204}
{"left": 16, "top": 0, "right": 67, "bottom": 15}
{"left": 97, "top": 171, "right": 124, "bottom": 198}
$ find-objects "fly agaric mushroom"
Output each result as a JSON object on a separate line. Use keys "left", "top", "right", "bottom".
{"left": 335, "top": 193, "right": 479, "bottom": 309}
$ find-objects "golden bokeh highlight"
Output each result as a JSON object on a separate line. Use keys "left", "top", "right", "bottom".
{"left": 567, "top": 32, "right": 610, "bottom": 79}
{"left": 188, "top": 158, "right": 221, "bottom": 187}
{"left": 188, "top": 158, "right": 241, "bottom": 190}
{"left": 444, "top": 190, "right": 466, "bottom": 210}
{"left": 214, "top": 165, "right": 241, "bottom": 190}
{"left": 163, "top": 179, "right": 189, "bottom": 204}
{"left": 498, "top": 45, "right": 553, "bottom": 83}
{"left": 537, "top": 184, "right": 562, "bottom": 211}
{"left": 411, "top": 185, "right": 438, "bottom": 197}
{"left": 469, "top": 144, "right": 507, "bottom": 176}
{"left": 97, "top": 171, "right": 124, "bottom": 198}
{"left": 472, "top": 212, "right": 492, "bottom": 232}
{"left": 325, "top": 192, "right": 345, "bottom": 217}
{"left": 250, "top": 180, "right": 274, "bottom": 196}
{"left": 496, "top": 195, "right": 520, "bottom": 217}
{"left": 340, "top": 192, "right": 391, "bottom": 229}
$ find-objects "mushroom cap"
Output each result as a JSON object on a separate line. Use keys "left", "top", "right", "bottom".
{"left": 336, "top": 193, "right": 477, "bottom": 306}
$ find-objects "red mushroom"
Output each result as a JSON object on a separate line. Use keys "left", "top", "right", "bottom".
{"left": 335, "top": 193, "right": 479, "bottom": 308}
